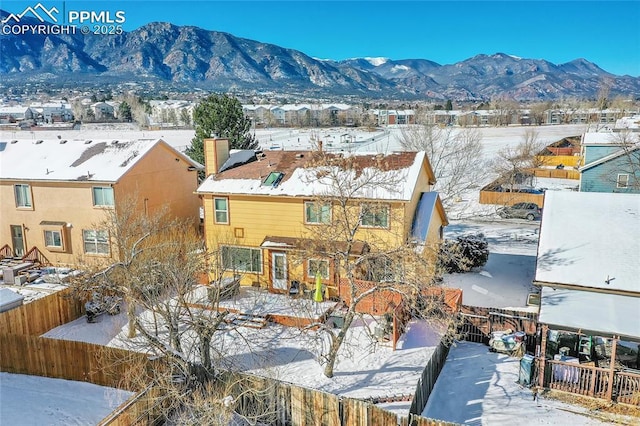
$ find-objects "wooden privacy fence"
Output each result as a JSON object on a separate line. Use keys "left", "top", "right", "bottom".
{"left": 409, "top": 340, "right": 451, "bottom": 418}
{"left": 458, "top": 305, "right": 538, "bottom": 352}
{"left": 0, "top": 287, "right": 84, "bottom": 336}
{"left": 530, "top": 168, "right": 580, "bottom": 180}
{"left": 221, "top": 371, "right": 458, "bottom": 426}
{"left": 98, "top": 384, "right": 165, "bottom": 426}
{"left": 478, "top": 190, "right": 545, "bottom": 207}
{"left": 105, "top": 369, "right": 460, "bottom": 426}
{"left": 0, "top": 334, "right": 150, "bottom": 391}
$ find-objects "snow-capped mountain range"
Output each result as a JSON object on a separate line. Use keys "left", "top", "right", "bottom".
{"left": 1, "top": 12, "right": 638, "bottom": 100}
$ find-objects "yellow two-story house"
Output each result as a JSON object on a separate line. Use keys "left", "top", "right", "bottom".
{"left": 0, "top": 137, "right": 201, "bottom": 266}
{"left": 197, "top": 138, "right": 448, "bottom": 295}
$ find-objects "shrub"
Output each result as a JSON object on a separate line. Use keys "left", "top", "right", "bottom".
{"left": 439, "top": 233, "right": 489, "bottom": 273}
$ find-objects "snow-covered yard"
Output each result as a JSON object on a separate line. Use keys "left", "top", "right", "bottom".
{"left": 422, "top": 341, "right": 637, "bottom": 425}
{"left": 0, "top": 372, "right": 133, "bottom": 426}
{"left": 7, "top": 123, "right": 619, "bottom": 422}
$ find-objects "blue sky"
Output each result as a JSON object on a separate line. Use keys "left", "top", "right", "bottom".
{"left": 3, "top": 1, "right": 640, "bottom": 76}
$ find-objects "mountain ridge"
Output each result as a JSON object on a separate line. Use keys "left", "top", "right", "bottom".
{"left": 1, "top": 13, "right": 638, "bottom": 100}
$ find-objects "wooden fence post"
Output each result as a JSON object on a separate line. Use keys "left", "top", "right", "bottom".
{"left": 537, "top": 325, "right": 548, "bottom": 388}
{"left": 605, "top": 337, "right": 618, "bottom": 401}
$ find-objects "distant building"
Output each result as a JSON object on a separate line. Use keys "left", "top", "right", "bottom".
{"left": 0, "top": 106, "right": 35, "bottom": 123}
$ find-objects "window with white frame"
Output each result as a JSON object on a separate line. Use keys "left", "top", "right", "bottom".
{"left": 214, "top": 197, "right": 229, "bottom": 223}
{"left": 92, "top": 186, "right": 114, "bottom": 207}
{"left": 44, "top": 230, "right": 63, "bottom": 249}
{"left": 14, "top": 184, "right": 32, "bottom": 208}
{"left": 308, "top": 259, "right": 330, "bottom": 279}
{"left": 304, "top": 201, "right": 331, "bottom": 224}
{"left": 617, "top": 174, "right": 629, "bottom": 188}
{"left": 221, "top": 246, "right": 262, "bottom": 273}
{"left": 83, "top": 230, "right": 110, "bottom": 255}
{"left": 361, "top": 204, "right": 389, "bottom": 228}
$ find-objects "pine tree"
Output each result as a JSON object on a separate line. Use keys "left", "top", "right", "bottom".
{"left": 187, "top": 94, "right": 258, "bottom": 178}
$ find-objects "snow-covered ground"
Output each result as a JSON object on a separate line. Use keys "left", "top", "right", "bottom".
{"left": 2, "top": 123, "right": 586, "bottom": 156}
{"left": 443, "top": 219, "right": 540, "bottom": 309}
{"left": 7, "top": 123, "right": 619, "bottom": 423}
{"left": 0, "top": 372, "right": 134, "bottom": 426}
{"left": 422, "top": 341, "right": 636, "bottom": 425}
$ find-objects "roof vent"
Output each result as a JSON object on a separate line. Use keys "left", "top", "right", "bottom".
{"left": 295, "top": 153, "right": 304, "bottom": 159}
{"left": 35, "top": 140, "right": 43, "bottom": 144}
{"left": 59, "top": 140, "right": 67, "bottom": 144}
{"left": 111, "top": 140, "right": 119, "bottom": 145}
{"left": 10, "top": 140, "right": 18, "bottom": 144}
{"left": 84, "top": 140, "right": 92, "bottom": 144}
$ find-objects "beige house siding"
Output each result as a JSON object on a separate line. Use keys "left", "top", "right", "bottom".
{"left": 1, "top": 142, "right": 200, "bottom": 267}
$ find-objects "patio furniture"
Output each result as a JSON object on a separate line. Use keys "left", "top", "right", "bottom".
{"left": 208, "top": 275, "right": 240, "bottom": 302}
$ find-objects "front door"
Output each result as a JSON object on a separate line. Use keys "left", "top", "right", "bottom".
{"left": 10, "top": 225, "right": 25, "bottom": 257}
{"left": 271, "top": 252, "right": 288, "bottom": 290}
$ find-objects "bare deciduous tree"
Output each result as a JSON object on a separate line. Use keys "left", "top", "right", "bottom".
{"left": 294, "top": 152, "right": 454, "bottom": 378}
{"left": 491, "top": 129, "right": 545, "bottom": 194}
{"left": 71, "top": 196, "right": 279, "bottom": 422}
{"left": 399, "top": 124, "right": 486, "bottom": 208}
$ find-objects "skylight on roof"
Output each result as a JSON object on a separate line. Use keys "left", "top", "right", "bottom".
{"left": 262, "top": 172, "right": 284, "bottom": 187}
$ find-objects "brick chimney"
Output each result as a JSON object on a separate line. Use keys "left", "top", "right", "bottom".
{"left": 204, "top": 138, "right": 230, "bottom": 176}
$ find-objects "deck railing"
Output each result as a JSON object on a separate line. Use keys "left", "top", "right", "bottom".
{"left": 545, "top": 359, "right": 640, "bottom": 406}
{"left": 614, "top": 371, "right": 640, "bottom": 405}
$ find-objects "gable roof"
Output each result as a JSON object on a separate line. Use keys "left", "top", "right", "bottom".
{"left": 579, "top": 144, "right": 640, "bottom": 172}
{"left": 0, "top": 138, "right": 202, "bottom": 183}
{"left": 197, "top": 150, "right": 434, "bottom": 201}
{"left": 534, "top": 191, "right": 640, "bottom": 294}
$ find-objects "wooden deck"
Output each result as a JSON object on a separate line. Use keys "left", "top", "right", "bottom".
{"left": 546, "top": 359, "right": 640, "bottom": 406}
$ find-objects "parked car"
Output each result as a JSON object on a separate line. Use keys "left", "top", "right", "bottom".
{"left": 498, "top": 202, "right": 542, "bottom": 221}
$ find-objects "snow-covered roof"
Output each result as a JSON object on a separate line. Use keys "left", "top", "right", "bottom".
{"left": 579, "top": 145, "right": 639, "bottom": 171}
{"left": 0, "top": 106, "right": 32, "bottom": 114}
{"left": 615, "top": 115, "right": 640, "bottom": 129}
{"left": 581, "top": 131, "right": 628, "bottom": 145}
{"left": 197, "top": 151, "right": 429, "bottom": 201}
{"left": 0, "top": 138, "right": 201, "bottom": 182}
{"left": 538, "top": 287, "right": 640, "bottom": 340}
{"left": 534, "top": 191, "right": 640, "bottom": 293}
{"left": 0, "top": 288, "right": 24, "bottom": 311}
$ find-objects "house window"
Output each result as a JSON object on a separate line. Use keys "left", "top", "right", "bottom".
{"left": 214, "top": 198, "right": 229, "bottom": 224}
{"left": 83, "top": 230, "right": 110, "bottom": 255}
{"left": 44, "top": 230, "right": 63, "bottom": 249}
{"left": 308, "top": 259, "right": 330, "bottom": 280}
{"left": 221, "top": 246, "right": 262, "bottom": 273}
{"left": 617, "top": 174, "right": 629, "bottom": 188}
{"left": 93, "top": 187, "right": 114, "bottom": 207}
{"left": 14, "top": 184, "right": 32, "bottom": 208}
{"left": 262, "top": 172, "right": 284, "bottom": 187}
{"left": 361, "top": 204, "right": 389, "bottom": 228}
{"left": 305, "top": 201, "right": 331, "bottom": 224}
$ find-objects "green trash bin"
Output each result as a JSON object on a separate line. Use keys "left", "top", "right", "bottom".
{"left": 519, "top": 354, "right": 535, "bottom": 386}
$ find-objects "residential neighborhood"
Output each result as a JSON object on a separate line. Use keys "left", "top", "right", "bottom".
{"left": 2, "top": 111, "right": 639, "bottom": 424}
{"left": 1, "top": 1, "right": 640, "bottom": 423}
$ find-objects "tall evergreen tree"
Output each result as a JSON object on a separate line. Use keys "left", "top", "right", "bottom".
{"left": 186, "top": 94, "right": 257, "bottom": 178}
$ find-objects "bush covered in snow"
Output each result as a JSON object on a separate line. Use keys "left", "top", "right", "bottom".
{"left": 439, "top": 233, "right": 489, "bottom": 273}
